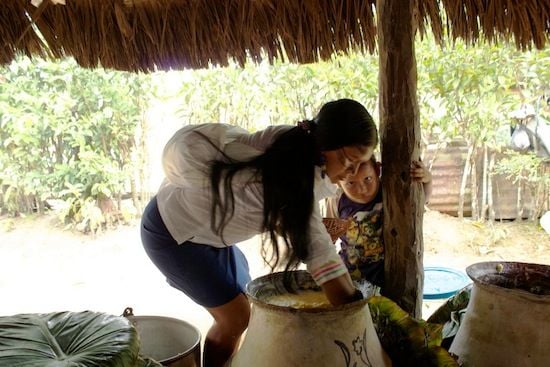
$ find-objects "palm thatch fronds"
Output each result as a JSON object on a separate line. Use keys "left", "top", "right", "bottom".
{"left": 435, "top": 0, "right": 549, "bottom": 50}
{"left": 0, "top": 0, "right": 548, "bottom": 72}
{"left": 0, "top": 0, "right": 48, "bottom": 65}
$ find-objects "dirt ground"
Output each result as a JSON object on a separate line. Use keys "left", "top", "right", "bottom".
{"left": 1, "top": 208, "right": 549, "bottom": 342}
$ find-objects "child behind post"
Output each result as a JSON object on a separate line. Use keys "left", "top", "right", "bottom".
{"left": 325, "top": 157, "right": 432, "bottom": 294}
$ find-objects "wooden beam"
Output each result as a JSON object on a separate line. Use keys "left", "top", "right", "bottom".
{"left": 377, "top": 0, "right": 424, "bottom": 317}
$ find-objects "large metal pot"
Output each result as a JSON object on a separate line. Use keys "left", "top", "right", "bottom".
{"left": 123, "top": 308, "right": 201, "bottom": 367}
{"left": 449, "top": 262, "right": 550, "bottom": 367}
{"left": 229, "top": 271, "right": 391, "bottom": 367}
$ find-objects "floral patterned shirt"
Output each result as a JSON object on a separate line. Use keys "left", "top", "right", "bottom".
{"left": 337, "top": 188, "right": 384, "bottom": 286}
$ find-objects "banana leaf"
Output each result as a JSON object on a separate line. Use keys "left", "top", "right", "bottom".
{"left": 427, "top": 284, "right": 472, "bottom": 349}
{"left": 368, "top": 296, "right": 459, "bottom": 367}
{"left": 0, "top": 311, "right": 141, "bottom": 367}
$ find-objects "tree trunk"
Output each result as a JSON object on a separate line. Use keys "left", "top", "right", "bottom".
{"left": 517, "top": 184, "right": 523, "bottom": 220}
{"left": 531, "top": 163, "right": 550, "bottom": 220}
{"left": 136, "top": 113, "right": 149, "bottom": 212}
{"left": 488, "top": 152, "right": 495, "bottom": 222}
{"left": 481, "top": 144, "right": 488, "bottom": 221}
{"left": 471, "top": 147, "right": 479, "bottom": 220}
{"left": 377, "top": 0, "right": 423, "bottom": 317}
{"left": 519, "top": 180, "right": 526, "bottom": 220}
{"left": 458, "top": 144, "right": 474, "bottom": 219}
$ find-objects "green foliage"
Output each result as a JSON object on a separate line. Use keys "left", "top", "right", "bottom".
{"left": 0, "top": 311, "right": 140, "bottom": 366}
{"left": 494, "top": 152, "right": 550, "bottom": 218}
{"left": 160, "top": 51, "right": 379, "bottom": 131}
{"left": 368, "top": 296, "right": 459, "bottom": 366}
{"left": 1, "top": 34, "right": 548, "bottom": 228}
{"left": 494, "top": 153, "right": 547, "bottom": 185}
{"left": 0, "top": 58, "right": 150, "bottom": 229}
{"left": 418, "top": 39, "right": 519, "bottom": 147}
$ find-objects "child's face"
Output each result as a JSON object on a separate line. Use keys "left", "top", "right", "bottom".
{"left": 339, "top": 160, "right": 380, "bottom": 204}
{"left": 323, "top": 145, "right": 374, "bottom": 183}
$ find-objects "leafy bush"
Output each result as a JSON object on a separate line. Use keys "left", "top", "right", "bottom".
{"left": 0, "top": 58, "right": 150, "bottom": 229}
{"left": 1, "top": 35, "right": 548, "bottom": 228}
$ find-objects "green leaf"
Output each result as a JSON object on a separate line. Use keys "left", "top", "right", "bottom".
{"left": 368, "top": 296, "right": 458, "bottom": 367}
{"left": 0, "top": 311, "right": 140, "bottom": 367}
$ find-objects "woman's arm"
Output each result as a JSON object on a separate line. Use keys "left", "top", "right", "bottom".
{"left": 309, "top": 190, "right": 361, "bottom": 305}
{"left": 321, "top": 272, "right": 362, "bottom": 305}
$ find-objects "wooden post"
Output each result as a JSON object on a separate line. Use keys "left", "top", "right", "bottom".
{"left": 377, "top": 0, "right": 423, "bottom": 317}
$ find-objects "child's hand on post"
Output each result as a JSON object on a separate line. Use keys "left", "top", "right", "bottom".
{"left": 410, "top": 160, "right": 432, "bottom": 184}
{"left": 410, "top": 159, "right": 433, "bottom": 204}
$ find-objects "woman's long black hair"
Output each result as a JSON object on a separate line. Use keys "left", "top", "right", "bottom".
{"left": 210, "top": 99, "right": 378, "bottom": 273}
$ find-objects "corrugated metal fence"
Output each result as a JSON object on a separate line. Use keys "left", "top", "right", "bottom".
{"left": 423, "top": 142, "right": 549, "bottom": 220}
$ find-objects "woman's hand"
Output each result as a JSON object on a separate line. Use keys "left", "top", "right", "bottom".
{"left": 320, "top": 273, "right": 362, "bottom": 305}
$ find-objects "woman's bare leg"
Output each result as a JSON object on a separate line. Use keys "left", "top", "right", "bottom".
{"left": 203, "top": 293, "right": 250, "bottom": 367}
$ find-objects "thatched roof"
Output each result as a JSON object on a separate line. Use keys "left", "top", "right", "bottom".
{"left": 1, "top": 0, "right": 549, "bottom": 72}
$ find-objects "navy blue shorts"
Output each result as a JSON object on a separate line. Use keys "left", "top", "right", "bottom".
{"left": 140, "top": 196, "right": 251, "bottom": 308}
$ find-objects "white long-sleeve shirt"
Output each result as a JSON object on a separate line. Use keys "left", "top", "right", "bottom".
{"left": 156, "top": 123, "right": 347, "bottom": 285}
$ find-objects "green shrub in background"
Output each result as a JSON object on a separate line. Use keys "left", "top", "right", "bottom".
{"left": 152, "top": 51, "right": 379, "bottom": 130}
{"left": 0, "top": 35, "right": 548, "bottom": 230}
{"left": 0, "top": 58, "right": 150, "bottom": 231}
{"left": 416, "top": 38, "right": 549, "bottom": 219}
